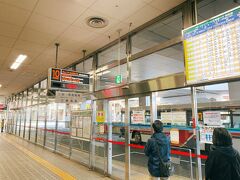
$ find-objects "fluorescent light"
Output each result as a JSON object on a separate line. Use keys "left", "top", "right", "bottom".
{"left": 16, "top": 54, "right": 27, "bottom": 63}
{"left": 10, "top": 54, "right": 27, "bottom": 70}
{"left": 10, "top": 62, "right": 21, "bottom": 70}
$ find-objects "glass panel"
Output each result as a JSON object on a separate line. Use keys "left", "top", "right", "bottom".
{"left": 128, "top": 95, "right": 152, "bottom": 179}
{"left": 24, "top": 107, "right": 31, "bottom": 140}
{"left": 92, "top": 100, "right": 107, "bottom": 174}
{"left": 132, "top": 11, "right": 183, "bottom": 54}
{"left": 109, "top": 99, "right": 126, "bottom": 179}
{"left": 37, "top": 104, "right": 46, "bottom": 145}
{"left": 56, "top": 103, "right": 70, "bottom": 156}
{"left": 70, "top": 100, "right": 92, "bottom": 165}
{"left": 98, "top": 40, "right": 126, "bottom": 66}
{"left": 12, "top": 110, "right": 17, "bottom": 135}
{"left": 96, "top": 64, "right": 127, "bottom": 91}
{"left": 131, "top": 44, "right": 184, "bottom": 82}
{"left": 197, "top": 0, "right": 239, "bottom": 23}
{"left": 76, "top": 57, "right": 93, "bottom": 73}
{"left": 195, "top": 82, "right": 240, "bottom": 178}
{"left": 45, "top": 101, "right": 56, "bottom": 150}
{"left": 19, "top": 108, "right": 25, "bottom": 138}
{"left": 15, "top": 110, "right": 21, "bottom": 136}
{"left": 155, "top": 88, "right": 195, "bottom": 179}
{"left": 30, "top": 106, "right": 38, "bottom": 143}
{"left": 40, "top": 79, "right": 47, "bottom": 89}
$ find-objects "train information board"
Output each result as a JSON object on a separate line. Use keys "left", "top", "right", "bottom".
{"left": 48, "top": 68, "right": 89, "bottom": 92}
{"left": 183, "top": 6, "right": 240, "bottom": 85}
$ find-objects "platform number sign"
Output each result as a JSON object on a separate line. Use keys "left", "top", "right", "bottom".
{"left": 51, "top": 68, "right": 61, "bottom": 81}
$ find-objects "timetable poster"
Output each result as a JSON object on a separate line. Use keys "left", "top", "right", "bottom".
{"left": 183, "top": 6, "right": 240, "bottom": 85}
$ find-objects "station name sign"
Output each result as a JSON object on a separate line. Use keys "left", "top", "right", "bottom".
{"left": 48, "top": 68, "right": 89, "bottom": 92}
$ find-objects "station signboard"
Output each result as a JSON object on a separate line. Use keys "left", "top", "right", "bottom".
{"left": 183, "top": 6, "right": 240, "bottom": 85}
{"left": 48, "top": 68, "right": 89, "bottom": 92}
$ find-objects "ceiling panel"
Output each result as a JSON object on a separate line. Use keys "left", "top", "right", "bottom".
{"left": 123, "top": 5, "right": 161, "bottom": 29}
{"left": 14, "top": 40, "right": 46, "bottom": 53}
{"left": 26, "top": 13, "right": 70, "bottom": 35}
{"left": 35, "top": 0, "right": 88, "bottom": 23}
{"left": 57, "top": 37, "right": 85, "bottom": 53}
{"left": 0, "top": 2, "right": 31, "bottom": 26}
{"left": 0, "top": 0, "right": 38, "bottom": 11}
{"left": 0, "top": 35, "right": 15, "bottom": 48}
{"left": 84, "top": 35, "right": 111, "bottom": 55}
{"left": 91, "top": 0, "right": 146, "bottom": 21}
{"left": 149, "top": 0, "right": 185, "bottom": 12}
{"left": 0, "top": 22, "right": 22, "bottom": 38}
{"left": 0, "top": 46, "right": 11, "bottom": 60}
{"left": 61, "top": 26, "right": 101, "bottom": 42}
{"left": 19, "top": 28, "right": 57, "bottom": 45}
{"left": 103, "top": 22, "right": 130, "bottom": 41}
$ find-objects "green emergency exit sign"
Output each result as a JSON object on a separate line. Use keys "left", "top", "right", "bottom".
{"left": 115, "top": 75, "right": 122, "bottom": 84}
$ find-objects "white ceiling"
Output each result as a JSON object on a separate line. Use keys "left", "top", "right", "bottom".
{"left": 0, "top": 0, "right": 186, "bottom": 96}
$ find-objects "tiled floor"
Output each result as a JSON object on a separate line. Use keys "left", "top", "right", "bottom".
{"left": 0, "top": 133, "right": 110, "bottom": 180}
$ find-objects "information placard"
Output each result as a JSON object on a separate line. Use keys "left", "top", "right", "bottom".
{"left": 161, "top": 111, "right": 186, "bottom": 124}
{"left": 131, "top": 110, "right": 145, "bottom": 124}
{"left": 48, "top": 68, "right": 89, "bottom": 92}
{"left": 200, "top": 126, "right": 214, "bottom": 144}
{"left": 203, "top": 111, "right": 221, "bottom": 126}
{"left": 183, "top": 6, "right": 240, "bottom": 85}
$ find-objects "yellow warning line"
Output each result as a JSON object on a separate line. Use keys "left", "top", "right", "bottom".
{"left": 3, "top": 137, "right": 76, "bottom": 180}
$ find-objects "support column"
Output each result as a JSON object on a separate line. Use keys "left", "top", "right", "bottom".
{"left": 125, "top": 97, "right": 130, "bottom": 180}
{"left": 191, "top": 87, "right": 202, "bottom": 180}
{"left": 106, "top": 100, "right": 112, "bottom": 175}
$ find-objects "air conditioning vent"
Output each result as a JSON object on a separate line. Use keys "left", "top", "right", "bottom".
{"left": 86, "top": 17, "right": 108, "bottom": 28}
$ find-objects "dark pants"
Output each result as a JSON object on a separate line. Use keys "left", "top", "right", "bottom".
{"left": 1, "top": 127, "right": 3, "bottom": 132}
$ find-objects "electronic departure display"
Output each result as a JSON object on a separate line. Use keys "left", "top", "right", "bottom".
{"left": 183, "top": 6, "right": 240, "bottom": 85}
{"left": 48, "top": 68, "right": 89, "bottom": 92}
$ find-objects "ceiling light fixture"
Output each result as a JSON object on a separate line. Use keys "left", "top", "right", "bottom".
{"left": 10, "top": 54, "right": 27, "bottom": 70}
{"left": 0, "top": 84, "right": 2, "bottom": 88}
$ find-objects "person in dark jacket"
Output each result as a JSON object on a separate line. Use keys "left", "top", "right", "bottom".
{"left": 205, "top": 127, "right": 240, "bottom": 180}
{"left": 144, "top": 120, "right": 170, "bottom": 180}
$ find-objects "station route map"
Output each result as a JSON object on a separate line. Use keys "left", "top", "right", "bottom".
{"left": 183, "top": 6, "right": 240, "bottom": 84}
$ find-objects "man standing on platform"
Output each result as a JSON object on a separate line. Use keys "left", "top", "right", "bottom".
{"left": 144, "top": 120, "right": 171, "bottom": 180}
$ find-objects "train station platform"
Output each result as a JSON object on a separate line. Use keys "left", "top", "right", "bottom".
{"left": 0, "top": 133, "right": 109, "bottom": 180}
{"left": 0, "top": 133, "right": 193, "bottom": 180}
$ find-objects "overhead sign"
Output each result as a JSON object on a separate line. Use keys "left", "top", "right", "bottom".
{"left": 131, "top": 110, "right": 145, "bottom": 124}
{"left": 48, "top": 68, "right": 89, "bottom": 92}
{"left": 183, "top": 6, "right": 240, "bottom": 85}
{"left": 203, "top": 111, "right": 221, "bottom": 126}
{"left": 55, "top": 91, "right": 82, "bottom": 104}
